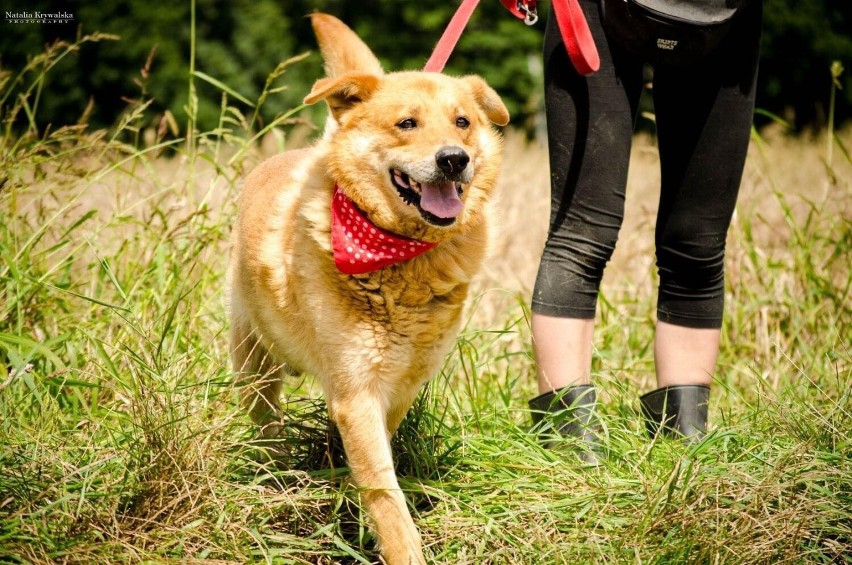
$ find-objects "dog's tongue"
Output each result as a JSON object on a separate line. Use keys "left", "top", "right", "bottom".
{"left": 419, "top": 181, "right": 463, "bottom": 218}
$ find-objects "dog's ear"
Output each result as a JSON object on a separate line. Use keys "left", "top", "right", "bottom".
{"left": 463, "top": 76, "right": 510, "bottom": 126}
{"left": 311, "top": 13, "right": 384, "bottom": 78}
{"left": 304, "top": 73, "right": 381, "bottom": 122}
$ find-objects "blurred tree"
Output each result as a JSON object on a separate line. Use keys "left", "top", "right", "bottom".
{"left": 288, "top": 0, "right": 543, "bottom": 130}
{"left": 0, "top": 0, "right": 849, "bottom": 136}
{"left": 0, "top": 0, "right": 305, "bottom": 132}
{"left": 759, "top": 0, "right": 852, "bottom": 129}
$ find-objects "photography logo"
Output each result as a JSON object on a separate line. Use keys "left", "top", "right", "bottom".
{"left": 6, "top": 11, "right": 75, "bottom": 24}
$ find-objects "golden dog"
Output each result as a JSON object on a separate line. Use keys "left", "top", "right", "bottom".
{"left": 229, "top": 13, "right": 508, "bottom": 564}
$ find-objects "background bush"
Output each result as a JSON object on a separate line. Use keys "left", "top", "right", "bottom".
{"left": 1, "top": 0, "right": 850, "bottom": 135}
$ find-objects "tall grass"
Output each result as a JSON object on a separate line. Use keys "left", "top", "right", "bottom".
{"left": 1, "top": 36, "right": 850, "bottom": 564}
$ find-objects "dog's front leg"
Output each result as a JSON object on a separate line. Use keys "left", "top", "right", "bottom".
{"left": 329, "top": 392, "right": 426, "bottom": 565}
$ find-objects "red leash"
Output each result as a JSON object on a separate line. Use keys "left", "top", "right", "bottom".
{"left": 424, "top": 0, "right": 482, "bottom": 73}
{"left": 424, "top": 0, "right": 599, "bottom": 75}
{"left": 550, "top": 0, "right": 600, "bottom": 75}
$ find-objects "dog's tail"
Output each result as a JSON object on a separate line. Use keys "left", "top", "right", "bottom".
{"left": 311, "top": 13, "right": 384, "bottom": 78}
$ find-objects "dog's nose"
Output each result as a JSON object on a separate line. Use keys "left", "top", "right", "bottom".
{"left": 436, "top": 146, "right": 470, "bottom": 175}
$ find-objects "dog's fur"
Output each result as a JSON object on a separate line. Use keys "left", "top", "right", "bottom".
{"left": 229, "top": 14, "right": 508, "bottom": 564}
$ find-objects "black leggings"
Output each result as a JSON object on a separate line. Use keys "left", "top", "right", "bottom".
{"left": 532, "top": 0, "right": 762, "bottom": 329}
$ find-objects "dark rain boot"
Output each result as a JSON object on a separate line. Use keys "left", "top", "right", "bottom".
{"left": 529, "top": 384, "right": 603, "bottom": 465}
{"left": 639, "top": 384, "right": 710, "bottom": 443}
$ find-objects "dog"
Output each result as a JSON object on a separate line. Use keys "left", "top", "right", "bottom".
{"left": 228, "top": 13, "right": 508, "bottom": 565}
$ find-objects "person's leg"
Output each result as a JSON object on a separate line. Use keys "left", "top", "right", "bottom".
{"left": 532, "top": 0, "right": 643, "bottom": 395}
{"left": 654, "top": 323, "right": 719, "bottom": 387}
{"left": 532, "top": 316, "right": 594, "bottom": 391}
{"left": 529, "top": 1, "right": 643, "bottom": 460}
{"left": 644, "top": 322, "right": 719, "bottom": 440}
{"left": 644, "top": 2, "right": 762, "bottom": 438}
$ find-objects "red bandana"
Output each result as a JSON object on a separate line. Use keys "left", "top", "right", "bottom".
{"left": 331, "top": 186, "right": 437, "bottom": 275}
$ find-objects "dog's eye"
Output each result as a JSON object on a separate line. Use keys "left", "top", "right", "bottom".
{"left": 396, "top": 118, "right": 417, "bottom": 130}
{"left": 456, "top": 116, "right": 470, "bottom": 129}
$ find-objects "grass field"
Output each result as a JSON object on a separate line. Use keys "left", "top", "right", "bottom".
{"left": 1, "top": 37, "right": 850, "bottom": 564}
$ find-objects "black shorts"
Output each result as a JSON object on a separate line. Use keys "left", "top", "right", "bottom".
{"left": 532, "top": 0, "right": 762, "bottom": 329}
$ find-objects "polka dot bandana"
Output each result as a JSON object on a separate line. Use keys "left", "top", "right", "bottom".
{"left": 331, "top": 185, "right": 437, "bottom": 275}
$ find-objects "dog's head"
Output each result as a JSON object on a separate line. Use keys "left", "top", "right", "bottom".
{"left": 304, "top": 14, "right": 509, "bottom": 242}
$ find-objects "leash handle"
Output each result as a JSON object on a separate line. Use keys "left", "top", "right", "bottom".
{"left": 424, "top": 0, "right": 481, "bottom": 72}
{"left": 553, "top": 0, "right": 600, "bottom": 75}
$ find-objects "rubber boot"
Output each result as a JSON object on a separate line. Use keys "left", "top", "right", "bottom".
{"left": 639, "top": 384, "right": 710, "bottom": 442}
{"left": 529, "top": 384, "right": 603, "bottom": 465}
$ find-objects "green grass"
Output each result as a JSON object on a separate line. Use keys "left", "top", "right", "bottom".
{"left": 1, "top": 35, "right": 850, "bottom": 564}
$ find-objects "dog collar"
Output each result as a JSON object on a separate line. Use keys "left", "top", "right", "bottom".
{"left": 331, "top": 185, "right": 437, "bottom": 275}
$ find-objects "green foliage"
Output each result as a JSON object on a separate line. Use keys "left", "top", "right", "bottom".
{"left": 1, "top": 0, "right": 306, "bottom": 133}
{"left": 1, "top": 0, "right": 849, "bottom": 136}
{"left": 314, "top": 1, "right": 543, "bottom": 130}
{"left": 760, "top": 0, "right": 852, "bottom": 129}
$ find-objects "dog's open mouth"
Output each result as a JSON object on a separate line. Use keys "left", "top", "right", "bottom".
{"left": 390, "top": 169, "right": 463, "bottom": 227}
